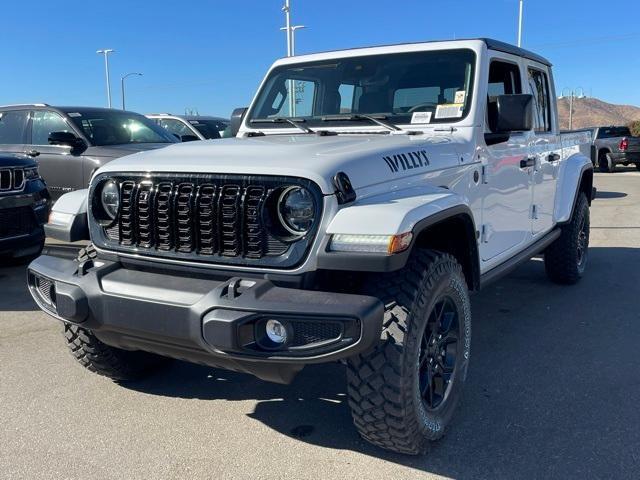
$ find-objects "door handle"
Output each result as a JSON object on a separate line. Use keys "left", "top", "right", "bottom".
{"left": 548, "top": 153, "right": 561, "bottom": 162}
{"left": 25, "top": 149, "right": 40, "bottom": 157}
{"left": 520, "top": 157, "right": 536, "bottom": 168}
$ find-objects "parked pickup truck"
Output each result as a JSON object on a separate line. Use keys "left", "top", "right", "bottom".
{"left": 592, "top": 125, "right": 640, "bottom": 172}
{"left": 28, "top": 38, "right": 594, "bottom": 455}
{"left": 0, "top": 105, "right": 177, "bottom": 201}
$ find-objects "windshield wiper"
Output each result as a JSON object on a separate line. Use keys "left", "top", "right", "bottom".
{"left": 320, "top": 114, "right": 403, "bottom": 132}
{"left": 250, "top": 117, "right": 315, "bottom": 134}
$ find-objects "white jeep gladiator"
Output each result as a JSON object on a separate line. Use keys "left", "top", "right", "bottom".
{"left": 29, "top": 38, "right": 594, "bottom": 455}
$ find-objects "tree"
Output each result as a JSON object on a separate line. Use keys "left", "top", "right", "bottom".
{"left": 630, "top": 121, "right": 640, "bottom": 137}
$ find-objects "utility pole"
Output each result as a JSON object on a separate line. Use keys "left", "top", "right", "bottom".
{"left": 562, "top": 87, "right": 585, "bottom": 130}
{"left": 96, "top": 49, "right": 115, "bottom": 108}
{"left": 517, "top": 0, "right": 524, "bottom": 47}
{"left": 281, "top": 1, "right": 306, "bottom": 116}
{"left": 121, "top": 72, "right": 142, "bottom": 110}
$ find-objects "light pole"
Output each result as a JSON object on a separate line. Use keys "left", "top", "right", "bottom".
{"left": 517, "top": 0, "right": 524, "bottom": 47}
{"left": 121, "top": 72, "right": 142, "bottom": 110}
{"left": 96, "top": 49, "right": 115, "bottom": 108}
{"left": 281, "top": 1, "right": 306, "bottom": 116}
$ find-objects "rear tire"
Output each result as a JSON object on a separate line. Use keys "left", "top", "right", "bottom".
{"left": 598, "top": 151, "right": 611, "bottom": 172}
{"left": 64, "top": 324, "right": 169, "bottom": 381}
{"left": 346, "top": 250, "right": 471, "bottom": 455}
{"left": 635, "top": 163, "right": 640, "bottom": 171}
{"left": 544, "top": 193, "right": 590, "bottom": 285}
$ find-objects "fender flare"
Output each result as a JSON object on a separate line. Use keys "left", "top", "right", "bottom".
{"left": 554, "top": 152, "right": 594, "bottom": 225}
{"left": 44, "top": 189, "right": 90, "bottom": 242}
{"left": 318, "top": 188, "right": 480, "bottom": 287}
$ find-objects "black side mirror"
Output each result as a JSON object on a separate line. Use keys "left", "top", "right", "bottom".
{"left": 495, "top": 94, "right": 533, "bottom": 132}
{"left": 229, "top": 107, "right": 248, "bottom": 137}
{"left": 180, "top": 134, "right": 200, "bottom": 142}
{"left": 48, "top": 131, "right": 86, "bottom": 151}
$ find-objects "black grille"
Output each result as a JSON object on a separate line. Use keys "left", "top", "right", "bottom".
{"left": 289, "top": 321, "right": 343, "bottom": 347}
{"left": 0, "top": 168, "right": 26, "bottom": 192}
{"left": 0, "top": 207, "right": 37, "bottom": 239}
{"left": 92, "top": 173, "right": 321, "bottom": 268}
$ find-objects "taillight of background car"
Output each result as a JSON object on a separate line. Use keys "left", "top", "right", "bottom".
{"left": 619, "top": 138, "right": 629, "bottom": 151}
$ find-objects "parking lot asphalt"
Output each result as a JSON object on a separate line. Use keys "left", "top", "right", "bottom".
{"left": 1, "top": 170, "right": 639, "bottom": 480}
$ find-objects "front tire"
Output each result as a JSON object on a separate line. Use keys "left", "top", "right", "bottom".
{"left": 544, "top": 193, "right": 590, "bottom": 285}
{"left": 64, "top": 325, "right": 168, "bottom": 381}
{"left": 346, "top": 250, "right": 471, "bottom": 455}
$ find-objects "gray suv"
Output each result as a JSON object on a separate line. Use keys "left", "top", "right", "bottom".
{"left": 147, "top": 114, "right": 229, "bottom": 141}
{"left": 0, "top": 104, "right": 177, "bottom": 201}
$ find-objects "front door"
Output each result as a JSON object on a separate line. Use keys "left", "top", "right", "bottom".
{"left": 480, "top": 57, "right": 533, "bottom": 262}
{"left": 29, "top": 110, "right": 85, "bottom": 201}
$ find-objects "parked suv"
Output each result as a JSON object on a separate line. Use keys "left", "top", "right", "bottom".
{"left": 29, "top": 39, "right": 594, "bottom": 455}
{"left": 0, "top": 153, "right": 50, "bottom": 261}
{"left": 592, "top": 125, "right": 640, "bottom": 172}
{"left": 147, "top": 114, "right": 229, "bottom": 141}
{"left": 0, "top": 105, "right": 177, "bottom": 201}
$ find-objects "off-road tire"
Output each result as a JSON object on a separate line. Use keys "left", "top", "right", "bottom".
{"left": 76, "top": 243, "right": 98, "bottom": 263}
{"left": 63, "top": 321, "right": 168, "bottom": 381}
{"left": 544, "top": 193, "right": 590, "bottom": 285}
{"left": 598, "top": 151, "right": 612, "bottom": 172}
{"left": 346, "top": 250, "right": 472, "bottom": 455}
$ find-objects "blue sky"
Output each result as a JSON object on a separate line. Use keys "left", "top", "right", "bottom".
{"left": 2, "top": 0, "right": 638, "bottom": 117}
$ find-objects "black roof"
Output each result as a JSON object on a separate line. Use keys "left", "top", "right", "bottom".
{"left": 296, "top": 37, "right": 552, "bottom": 67}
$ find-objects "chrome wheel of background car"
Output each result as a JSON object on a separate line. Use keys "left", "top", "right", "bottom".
{"left": 418, "top": 296, "right": 459, "bottom": 410}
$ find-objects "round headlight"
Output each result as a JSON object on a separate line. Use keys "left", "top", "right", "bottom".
{"left": 101, "top": 180, "right": 120, "bottom": 220}
{"left": 277, "top": 186, "right": 315, "bottom": 235}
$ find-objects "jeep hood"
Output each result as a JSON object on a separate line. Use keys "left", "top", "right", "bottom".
{"left": 96, "top": 134, "right": 466, "bottom": 194}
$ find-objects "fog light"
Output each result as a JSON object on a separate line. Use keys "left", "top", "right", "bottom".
{"left": 265, "top": 319, "right": 288, "bottom": 344}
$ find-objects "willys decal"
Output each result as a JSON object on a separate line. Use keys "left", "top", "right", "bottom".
{"left": 383, "top": 150, "right": 430, "bottom": 173}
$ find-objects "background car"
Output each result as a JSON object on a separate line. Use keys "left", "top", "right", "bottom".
{"left": 0, "top": 104, "right": 178, "bottom": 201}
{"left": 0, "top": 153, "right": 50, "bottom": 261}
{"left": 147, "top": 114, "right": 229, "bottom": 141}
{"left": 591, "top": 125, "right": 640, "bottom": 172}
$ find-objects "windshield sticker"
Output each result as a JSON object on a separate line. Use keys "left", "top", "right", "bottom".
{"left": 67, "top": 112, "right": 82, "bottom": 117}
{"left": 435, "top": 103, "right": 464, "bottom": 119}
{"left": 383, "top": 150, "right": 430, "bottom": 173}
{"left": 454, "top": 90, "right": 466, "bottom": 104}
{"left": 411, "top": 112, "right": 432, "bottom": 124}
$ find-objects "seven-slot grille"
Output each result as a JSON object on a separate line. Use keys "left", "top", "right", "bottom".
{"left": 95, "top": 174, "right": 319, "bottom": 266}
{"left": 0, "top": 168, "right": 25, "bottom": 192}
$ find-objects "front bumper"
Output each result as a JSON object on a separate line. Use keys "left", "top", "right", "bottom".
{"left": 0, "top": 182, "right": 50, "bottom": 256}
{"left": 27, "top": 255, "right": 383, "bottom": 383}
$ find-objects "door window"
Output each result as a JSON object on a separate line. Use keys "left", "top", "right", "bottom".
{"left": 0, "top": 110, "right": 29, "bottom": 144}
{"left": 31, "top": 110, "right": 72, "bottom": 145}
{"left": 157, "top": 118, "right": 193, "bottom": 138}
{"left": 487, "top": 60, "right": 522, "bottom": 133}
{"left": 528, "top": 68, "right": 552, "bottom": 132}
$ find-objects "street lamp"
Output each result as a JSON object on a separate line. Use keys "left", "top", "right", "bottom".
{"left": 121, "top": 72, "right": 143, "bottom": 110}
{"left": 96, "top": 49, "right": 115, "bottom": 108}
{"left": 280, "top": 24, "right": 306, "bottom": 56}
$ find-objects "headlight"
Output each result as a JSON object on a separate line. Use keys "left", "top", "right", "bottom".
{"left": 277, "top": 186, "right": 315, "bottom": 235}
{"left": 24, "top": 167, "right": 39, "bottom": 180}
{"left": 100, "top": 180, "right": 120, "bottom": 220}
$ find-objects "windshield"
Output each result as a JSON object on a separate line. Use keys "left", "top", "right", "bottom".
{"left": 64, "top": 109, "right": 177, "bottom": 146}
{"left": 248, "top": 49, "right": 476, "bottom": 129}
{"left": 189, "top": 119, "right": 228, "bottom": 139}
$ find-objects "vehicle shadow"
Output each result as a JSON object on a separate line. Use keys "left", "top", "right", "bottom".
{"left": 594, "top": 190, "right": 627, "bottom": 199}
{"left": 0, "top": 263, "right": 39, "bottom": 312}
{"left": 126, "top": 246, "right": 640, "bottom": 479}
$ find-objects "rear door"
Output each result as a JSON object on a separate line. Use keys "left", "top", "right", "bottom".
{"left": 526, "top": 63, "right": 560, "bottom": 235}
{"left": 0, "top": 110, "right": 30, "bottom": 155}
{"left": 29, "top": 110, "right": 84, "bottom": 200}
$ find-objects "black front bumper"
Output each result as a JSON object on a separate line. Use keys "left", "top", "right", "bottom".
{"left": 0, "top": 181, "right": 49, "bottom": 257}
{"left": 27, "top": 255, "right": 383, "bottom": 383}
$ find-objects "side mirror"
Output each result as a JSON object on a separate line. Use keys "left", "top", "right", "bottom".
{"left": 495, "top": 94, "right": 533, "bottom": 132}
{"left": 180, "top": 134, "right": 200, "bottom": 142}
{"left": 48, "top": 131, "right": 86, "bottom": 151}
{"left": 229, "top": 107, "right": 248, "bottom": 137}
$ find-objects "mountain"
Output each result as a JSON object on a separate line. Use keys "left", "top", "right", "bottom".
{"left": 557, "top": 97, "right": 640, "bottom": 130}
